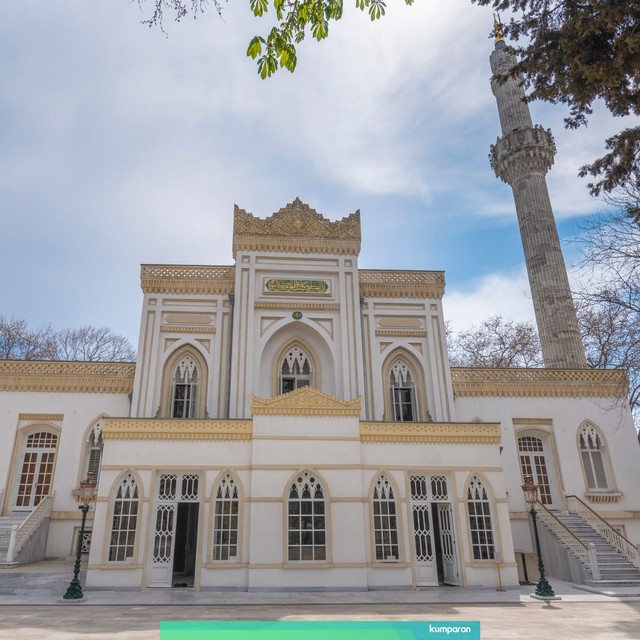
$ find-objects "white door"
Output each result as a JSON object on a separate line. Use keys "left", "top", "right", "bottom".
{"left": 518, "top": 436, "right": 554, "bottom": 507}
{"left": 410, "top": 475, "right": 437, "bottom": 586}
{"left": 148, "top": 473, "right": 200, "bottom": 587}
{"left": 15, "top": 432, "right": 57, "bottom": 511}
{"left": 437, "top": 503, "right": 459, "bottom": 586}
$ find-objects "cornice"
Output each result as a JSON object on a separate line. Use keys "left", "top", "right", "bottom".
{"left": 0, "top": 361, "right": 135, "bottom": 394}
{"left": 451, "top": 367, "right": 629, "bottom": 398}
{"left": 512, "top": 418, "right": 553, "bottom": 426}
{"left": 140, "top": 265, "right": 235, "bottom": 295}
{"left": 360, "top": 422, "right": 502, "bottom": 444}
{"left": 102, "top": 418, "right": 252, "bottom": 441}
{"left": 233, "top": 199, "right": 361, "bottom": 256}
{"left": 251, "top": 387, "right": 362, "bottom": 417}
{"left": 359, "top": 270, "right": 445, "bottom": 299}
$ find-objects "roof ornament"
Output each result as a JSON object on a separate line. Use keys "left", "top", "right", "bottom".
{"left": 493, "top": 14, "right": 506, "bottom": 46}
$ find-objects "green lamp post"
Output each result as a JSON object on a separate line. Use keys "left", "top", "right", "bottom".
{"left": 63, "top": 473, "right": 97, "bottom": 601}
{"left": 521, "top": 476, "right": 557, "bottom": 599}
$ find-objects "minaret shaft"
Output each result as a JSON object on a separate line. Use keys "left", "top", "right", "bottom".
{"left": 489, "top": 44, "right": 587, "bottom": 369}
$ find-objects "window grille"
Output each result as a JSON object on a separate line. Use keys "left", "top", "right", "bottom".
{"left": 287, "top": 472, "right": 326, "bottom": 561}
{"left": 108, "top": 473, "right": 139, "bottom": 562}
{"left": 372, "top": 475, "right": 399, "bottom": 561}
{"left": 467, "top": 475, "right": 495, "bottom": 560}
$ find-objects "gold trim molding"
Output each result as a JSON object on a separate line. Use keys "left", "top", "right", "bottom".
{"left": 0, "top": 361, "right": 135, "bottom": 394}
{"left": 512, "top": 418, "right": 553, "bottom": 425}
{"left": 359, "top": 270, "right": 445, "bottom": 299}
{"left": 360, "top": 421, "right": 502, "bottom": 444}
{"left": 18, "top": 413, "right": 64, "bottom": 421}
{"left": 451, "top": 368, "right": 629, "bottom": 398}
{"left": 160, "top": 325, "right": 217, "bottom": 334}
{"left": 141, "top": 265, "right": 235, "bottom": 295}
{"left": 102, "top": 418, "right": 252, "bottom": 441}
{"left": 375, "top": 330, "right": 427, "bottom": 338}
{"left": 252, "top": 387, "right": 362, "bottom": 417}
{"left": 254, "top": 302, "right": 340, "bottom": 311}
{"left": 586, "top": 492, "right": 622, "bottom": 504}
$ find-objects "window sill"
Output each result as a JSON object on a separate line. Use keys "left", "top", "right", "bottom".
{"left": 585, "top": 491, "right": 622, "bottom": 504}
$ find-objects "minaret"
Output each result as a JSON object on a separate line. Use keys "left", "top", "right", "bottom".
{"left": 489, "top": 20, "right": 587, "bottom": 369}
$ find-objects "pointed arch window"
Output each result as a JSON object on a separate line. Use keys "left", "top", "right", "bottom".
{"left": 109, "top": 473, "right": 139, "bottom": 562}
{"left": 85, "top": 419, "right": 104, "bottom": 484}
{"left": 390, "top": 359, "right": 417, "bottom": 422}
{"left": 372, "top": 475, "right": 399, "bottom": 562}
{"left": 467, "top": 475, "right": 495, "bottom": 561}
{"left": 212, "top": 473, "right": 240, "bottom": 561}
{"left": 579, "top": 424, "right": 609, "bottom": 490}
{"left": 171, "top": 355, "right": 199, "bottom": 418}
{"left": 280, "top": 346, "right": 312, "bottom": 394}
{"left": 287, "top": 472, "right": 326, "bottom": 561}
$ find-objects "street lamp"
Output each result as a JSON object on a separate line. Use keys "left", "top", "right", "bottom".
{"left": 62, "top": 473, "right": 97, "bottom": 601}
{"left": 521, "top": 476, "right": 556, "bottom": 599}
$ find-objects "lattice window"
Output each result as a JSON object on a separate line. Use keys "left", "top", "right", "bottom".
{"left": 280, "top": 346, "right": 312, "bottom": 394}
{"left": 75, "top": 528, "right": 92, "bottom": 555}
{"left": 158, "top": 474, "right": 177, "bottom": 501}
{"left": 372, "top": 475, "right": 399, "bottom": 561}
{"left": 518, "top": 436, "right": 552, "bottom": 505}
{"left": 467, "top": 476, "right": 495, "bottom": 561}
{"left": 430, "top": 476, "right": 449, "bottom": 502}
{"left": 390, "top": 360, "right": 417, "bottom": 422}
{"left": 171, "top": 355, "right": 198, "bottom": 418}
{"left": 153, "top": 504, "right": 175, "bottom": 563}
{"left": 181, "top": 475, "right": 200, "bottom": 501}
{"left": 287, "top": 472, "right": 326, "bottom": 561}
{"left": 579, "top": 424, "right": 608, "bottom": 490}
{"left": 213, "top": 473, "right": 240, "bottom": 561}
{"left": 108, "top": 474, "right": 139, "bottom": 562}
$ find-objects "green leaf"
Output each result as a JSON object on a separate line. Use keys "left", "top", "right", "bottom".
{"left": 250, "top": 0, "right": 269, "bottom": 17}
{"left": 246, "top": 36, "right": 264, "bottom": 60}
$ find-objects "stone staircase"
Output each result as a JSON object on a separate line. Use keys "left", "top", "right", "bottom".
{"left": 0, "top": 514, "right": 27, "bottom": 566}
{"left": 553, "top": 513, "right": 640, "bottom": 586}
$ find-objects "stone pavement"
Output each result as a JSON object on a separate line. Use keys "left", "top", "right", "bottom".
{"left": 1, "top": 561, "right": 640, "bottom": 639}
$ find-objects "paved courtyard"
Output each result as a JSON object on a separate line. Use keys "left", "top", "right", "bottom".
{"left": 1, "top": 563, "right": 639, "bottom": 639}
{"left": 1, "top": 600, "right": 640, "bottom": 640}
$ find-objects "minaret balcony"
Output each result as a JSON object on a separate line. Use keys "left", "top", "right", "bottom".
{"left": 490, "top": 126, "right": 556, "bottom": 184}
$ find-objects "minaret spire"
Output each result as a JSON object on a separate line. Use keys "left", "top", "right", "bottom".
{"left": 489, "top": 31, "right": 587, "bottom": 369}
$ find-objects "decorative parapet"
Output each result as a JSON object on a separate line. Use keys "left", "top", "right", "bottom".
{"left": 451, "top": 367, "right": 629, "bottom": 398}
{"left": 359, "top": 270, "right": 445, "bottom": 299}
{"left": 102, "top": 418, "right": 252, "bottom": 441}
{"left": 0, "top": 361, "right": 135, "bottom": 394}
{"left": 360, "top": 421, "right": 501, "bottom": 444}
{"left": 140, "top": 265, "right": 235, "bottom": 295}
{"left": 252, "top": 387, "right": 362, "bottom": 417}
{"left": 233, "top": 198, "right": 361, "bottom": 256}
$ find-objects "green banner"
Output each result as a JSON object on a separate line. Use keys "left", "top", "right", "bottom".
{"left": 161, "top": 620, "right": 480, "bottom": 640}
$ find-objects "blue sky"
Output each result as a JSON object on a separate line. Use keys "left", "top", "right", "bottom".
{"left": 0, "top": 1, "right": 627, "bottom": 347}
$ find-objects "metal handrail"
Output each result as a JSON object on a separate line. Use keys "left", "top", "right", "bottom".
{"left": 6, "top": 495, "right": 54, "bottom": 563}
{"left": 567, "top": 494, "right": 640, "bottom": 570}
{"left": 533, "top": 500, "right": 596, "bottom": 575}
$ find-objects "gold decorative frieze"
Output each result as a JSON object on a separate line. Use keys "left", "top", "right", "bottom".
{"left": 233, "top": 199, "right": 361, "bottom": 256}
{"left": 265, "top": 279, "right": 329, "bottom": 294}
{"left": 102, "top": 418, "right": 252, "bottom": 441}
{"left": 451, "top": 368, "right": 629, "bottom": 398}
{"left": 19, "top": 413, "right": 64, "bottom": 422}
{"left": 141, "top": 265, "right": 235, "bottom": 295}
{"left": 160, "top": 325, "right": 217, "bottom": 334}
{"left": 359, "top": 270, "right": 445, "bottom": 299}
{"left": 360, "top": 422, "right": 501, "bottom": 444}
{"left": 254, "top": 302, "right": 340, "bottom": 311}
{"left": 0, "top": 361, "right": 135, "bottom": 394}
{"left": 375, "top": 330, "right": 427, "bottom": 338}
{"left": 252, "top": 387, "right": 362, "bottom": 417}
{"left": 512, "top": 418, "right": 553, "bottom": 425}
